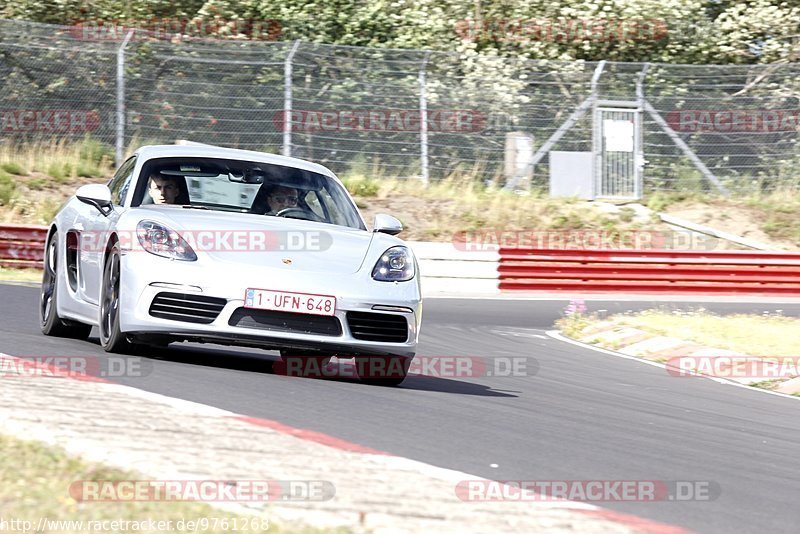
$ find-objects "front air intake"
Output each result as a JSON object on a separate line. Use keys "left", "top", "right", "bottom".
{"left": 149, "top": 292, "right": 227, "bottom": 324}
{"left": 228, "top": 308, "right": 343, "bottom": 336}
{"left": 346, "top": 311, "right": 408, "bottom": 343}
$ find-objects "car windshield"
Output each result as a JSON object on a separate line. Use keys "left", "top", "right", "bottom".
{"left": 131, "top": 156, "right": 365, "bottom": 230}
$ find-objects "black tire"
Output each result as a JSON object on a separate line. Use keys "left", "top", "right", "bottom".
{"left": 355, "top": 355, "right": 411, "bottom": 386}
{"left": 39, "top": 234, "right": 92, "bottom": 339}
{"left": 99, "top": 242, "right": 139, "bottom": 354}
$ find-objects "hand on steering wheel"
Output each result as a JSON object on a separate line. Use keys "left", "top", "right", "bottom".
{"left": 274, "top": 207, "right": 324, "bottom": 222}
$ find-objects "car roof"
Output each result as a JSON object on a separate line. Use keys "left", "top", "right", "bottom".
{"left": 133, "top": 144, "right": 338, "bottom": 179}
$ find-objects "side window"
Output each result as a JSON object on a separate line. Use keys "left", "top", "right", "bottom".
{"left": 108, "top": 157, "right": 137, "bottom": 206}
{"left": 304, "top": 191, "right": 326, "bottom": 220}
{"left": 315, "top": 188, "right": 347, "bottom": 226}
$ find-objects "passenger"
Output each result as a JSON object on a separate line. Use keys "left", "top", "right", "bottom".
{"left": 148, "top": 174, "right": 181, "bottom": 205}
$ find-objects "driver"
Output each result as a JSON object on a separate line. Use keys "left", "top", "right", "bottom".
{"left": 265, "top": 185, "right": 300, "bottom": 215}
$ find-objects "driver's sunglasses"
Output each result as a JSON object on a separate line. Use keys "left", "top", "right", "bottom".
{"left": 270, "top": 195, "right": 298, "bottom": 206}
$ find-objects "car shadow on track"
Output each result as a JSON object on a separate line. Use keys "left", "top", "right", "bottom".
{"left": 120, "top": 342, "right": 518, "bottom": 398}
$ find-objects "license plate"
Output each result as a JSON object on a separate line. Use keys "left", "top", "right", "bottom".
{"left": 244, "top": 288, "right": 336, "bottom": 317}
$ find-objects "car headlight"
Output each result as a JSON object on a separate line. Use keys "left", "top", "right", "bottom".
{"left": 372, "top": 246, "right": 415, "bottom": 281}
{"left": 136, "top": 220, "right": 197, "bottom": 261}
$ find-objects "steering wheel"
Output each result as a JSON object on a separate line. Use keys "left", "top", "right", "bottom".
{"left": 274, "top": 207, "right": 324, "bottom": 222}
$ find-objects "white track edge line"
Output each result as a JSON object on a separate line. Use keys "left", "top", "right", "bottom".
{"left": 545, "top": 331, "right": 800, "bottom": 401}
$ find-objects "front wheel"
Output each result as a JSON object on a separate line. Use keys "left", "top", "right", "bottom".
{"left": 355, "top": 355, "right": 411, "bottom": 386}
{"left": 99, "top": 243, "right": 139, "bottom": 354}
{"left": 40, "top": 234, "right": 91, "bottom": 339}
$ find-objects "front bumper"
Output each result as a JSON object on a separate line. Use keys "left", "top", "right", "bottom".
{"left": 118, "top": 251, "right": 421, "bottom": 357}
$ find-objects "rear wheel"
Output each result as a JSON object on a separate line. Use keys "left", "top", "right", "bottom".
{"left": 355, "top": 355, "right": 411, "bottom": 386}
{"left": 99, "top": 243, "right": 140, "bottom": 354}
{"left": 39, "top": 234, "right": 91, "bottom": 339}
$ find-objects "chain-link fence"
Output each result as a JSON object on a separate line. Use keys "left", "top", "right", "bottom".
{"left": 1, "top": 19, "right": 799, "bottom": 196}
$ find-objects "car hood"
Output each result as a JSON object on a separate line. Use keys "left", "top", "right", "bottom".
{"left": 129, "top": 206, "right": 376, "bottom": 274}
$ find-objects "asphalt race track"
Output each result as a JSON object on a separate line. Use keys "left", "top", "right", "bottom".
{"left": 4, "top": 283, "right": 800, "bottom": 534}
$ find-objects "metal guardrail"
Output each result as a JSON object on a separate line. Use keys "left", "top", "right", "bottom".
{"left": 0, "top": 224, "right": 47, "bottom": 269}
{"left": 498, "top": 248, "right": 800, "bottom": 295}
{"left": 5, "top": 225, "right": 800, "bottom": 296}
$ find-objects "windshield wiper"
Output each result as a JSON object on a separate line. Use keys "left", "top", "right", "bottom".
{"left": 181, "top": 205, "right": 209, "bottom": 210}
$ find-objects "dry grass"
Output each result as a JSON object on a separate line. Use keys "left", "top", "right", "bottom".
{"left": 744, "top": 191, "right": 800, "bottom": 247}
{"left": 0, "top": 267, "right": 42, "bottom": 282}
{"left": 0, "top": 434, "right": 337, "bottom": 534}
{"left": 653, "top": 191, "right": 800, "bottom": 250}
{"left": 0, "top": 138, "right": 113, "bottom": 180}
{"left": 1, "top": 141, "right": 798, "bottom": 245}
{"left": 350, "top": 175, "right": 658, "bottom": 241}
{"left": 610, "top": 309, "right": 800, "bottom": 356}
{"left": 0, "top": 138, "right": 117, "bottom": 224}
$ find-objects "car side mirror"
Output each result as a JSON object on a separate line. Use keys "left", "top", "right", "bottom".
{"left": 373, "top": 214, "right": 403, "bottom": 235}
{"left": 76, "top": 184, "right": 113, "bottom": 216}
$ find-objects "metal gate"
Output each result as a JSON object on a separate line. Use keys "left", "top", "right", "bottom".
{"left": 593, "top": 106, "right": 642, "bottom": 199}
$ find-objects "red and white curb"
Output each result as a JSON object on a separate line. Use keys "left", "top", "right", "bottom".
{"left": 0, "top": 353, "right": 688, "bottom": 533}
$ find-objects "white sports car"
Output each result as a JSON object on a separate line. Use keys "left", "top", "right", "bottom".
{"left": 40, "top": 144, "right": 422, "bottom": 385}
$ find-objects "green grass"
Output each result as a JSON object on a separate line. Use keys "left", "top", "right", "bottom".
{"left": 26, "top": 177, "right": 48, "bottom": 191}
{"left": 645, "top": 191, "right": 709, "bottom": 213}
{"left": 0, "top": 171, "right": 17, "bottom": 206}
{"left": 341, "top": 175, "right": 380, "bottom": 197}
{"left": 556, "top": 313, "right": 596, "bottom": 339}
{"left": 745, "top": 192, "right": 800, "bottom": 246}
{"left": 46, "top": 162, "right": 73, "bottom": 183}
{"left": 0, "top": 162, "right": 26, "bottom": 175}
{"left": 78, "top": 136, "right": 115, "bottom": 166}
{"left": 76, "top": 162, "right": 102, "bottom": 178}
{"left": 747, "top": 379, "right": 783, "bottom": 390}
{"left": 0, "top": 433, "right": 340, "bottom": 534}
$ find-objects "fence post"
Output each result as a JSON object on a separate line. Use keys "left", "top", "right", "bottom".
{"left": 634, "top": 63, "right": 650, "bottom": 199}
{"left": 115, "top": 30, "right": 135, "bottom": 167}
{"left": 643, "top": 100, "right": 729, "bottom": 196}
{"left": 283, "top": 40, "right": 301, "bottom": 158}
{"left": 505, "top": 60, "right": 606, "bottom": 191}
{"left": 419, "top": 51, "right": 431, "bottom": 186}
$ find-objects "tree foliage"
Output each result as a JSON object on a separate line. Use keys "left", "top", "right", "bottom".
{"left": 2, "top": 0, "right": 799, "bottom": 64}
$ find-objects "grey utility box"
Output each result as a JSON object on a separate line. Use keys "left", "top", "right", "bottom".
{"left": 549, "top": 151, "right": 593, "bottom": 199}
